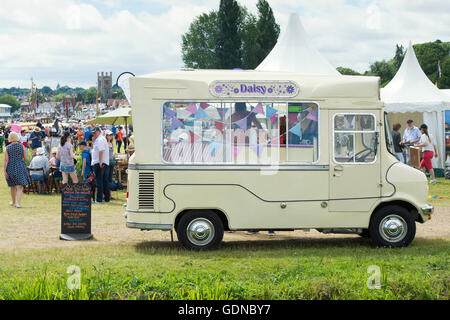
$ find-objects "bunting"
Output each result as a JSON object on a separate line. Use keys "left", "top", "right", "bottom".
{"left": 235, "top": 117, "right": 248, "bottom": 131}
{"left": 289, "top": 122, "right": 302, "bottom": 138}
{"left": 266, "top": 105, "right": 278, "bottom": 119}
{"left": 164, "top": 107, "right": 177, "bottom": 119}
{"left": 195, "top": 107, "right": 212, "bottom": 120}
{"left": 170, "top": 118, "right": 183, "bottom": 130}
{"left": 252, "top": 103, "right": 265, "bottom": 115}
{"left": 200, "top": 102, "right": 210, "bottom": 110}
{"left": 186, "top": 103, "right": 198, "bottom": 115}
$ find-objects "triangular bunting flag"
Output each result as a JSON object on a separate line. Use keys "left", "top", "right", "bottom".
{"left": 306, "top": 109, "right": 318, "bottom": 122}
{"left": 186, "top": 103, "right": 198, "bottom": 115}
{"left": 288, "top": 113, "right": 298, "bottom": 125}
{"left": 164, "top": 106, "right": 177, "bottom": 119}
{"left": 189, "top": 130, "right": 202, "bottom": 143}
{"left": 200, "top": 102, "right": 210, "bottom": 110}
{"left": 215, "top": 121, "right": 225, "bottom": 131}
{"left": 217, "top": 108, "right": 229, "bottom": 119}
{"left": 195, "top": 107, "right": 212, "bottom": 120}
{"left": 170, "top": 118, "right": 183, "bottom": 130}
{"left": 253, "top": 103, "right": 265, "bottom": 115}
{"left": 235, "top": 117, "right": 247, "bottom": 131}
{"left": 270, "top": 113, "right": 278, "bottom": 124}
{"left": 266, "top": 106, "right": 277, "bottom": 119}
{"left": 289, "top": 122, "right": 302, "bottom": 138}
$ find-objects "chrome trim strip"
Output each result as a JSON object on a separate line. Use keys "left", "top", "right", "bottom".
{"left": 129, "top": 164, "right": 329, "bottom": 171}
{"left": 126, "top": 222, "right": 173, "bottom": 230}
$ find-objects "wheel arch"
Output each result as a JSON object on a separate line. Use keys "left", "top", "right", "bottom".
{"left": 371, "top": 200, "right": 422, "bottom": 223}
{"left": 174, "top": 209, "right": 230, "bottom": 231}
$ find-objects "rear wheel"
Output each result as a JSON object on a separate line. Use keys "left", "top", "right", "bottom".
{"left": 369, "top": 205, "right": 416, "bottom": 247}
{"left": 176, "top": 211, "right": 224, "bottom": 251}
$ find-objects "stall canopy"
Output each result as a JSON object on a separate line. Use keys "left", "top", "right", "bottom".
{"left": 256, "top": 13, "right": 340, "bottom": 75}
{"left": 381, "top": 42, "right": 450, "bottom": 168}
{"left": 87, "top": 107, "right": 132, "bottom": 126}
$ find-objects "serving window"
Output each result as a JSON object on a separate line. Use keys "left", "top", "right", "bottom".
{"left": 333, "top": 114, "right": 377, "bottom": 164}
{"left": 162, "top": 101, "right": 319, "bottom": 164}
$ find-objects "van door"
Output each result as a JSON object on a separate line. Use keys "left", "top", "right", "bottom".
{"left": 329, "top": 112, "right": 381, "bottom": 212}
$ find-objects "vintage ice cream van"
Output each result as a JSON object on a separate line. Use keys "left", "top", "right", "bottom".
{"left": 125, "top": 70, "right": 433, "bottom": 250}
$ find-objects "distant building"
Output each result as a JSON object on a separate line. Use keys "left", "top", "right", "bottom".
{"left": 0, "top": 104, "right": 12, "bottom": 121}
{"left": 98, "top": 72, "right": 113, "bottom": 100}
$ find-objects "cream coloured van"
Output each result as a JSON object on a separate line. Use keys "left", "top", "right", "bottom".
{"left": 126, "top": 70, "right": 433, "bottom": 250}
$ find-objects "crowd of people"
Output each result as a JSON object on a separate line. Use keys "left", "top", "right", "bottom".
{"left": 1, "top": 119, "right": 132, "bottom": 208}
{"left": 392, "top": 119, "right": 438, "bottom": 183}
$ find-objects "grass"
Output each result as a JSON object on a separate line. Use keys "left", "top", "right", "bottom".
{"left": 0, "top": 150, "right": 448, "bottom": 300}
{"left": 0, "top": 239, "right": 448, "bottom": 300}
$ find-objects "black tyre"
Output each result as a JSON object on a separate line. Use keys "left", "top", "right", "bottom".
{"left": 358, "top": 229, "right": 370, "bottom": 238}
{"left": 176, "top": 211, "right": 224, "bottom": 251}
{"left": 369, "top": 205, "right": 416, "bottom": 247}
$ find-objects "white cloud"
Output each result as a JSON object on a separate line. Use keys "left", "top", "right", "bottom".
{"left": 0, "top": 0, "right": 449, "bottom": 88}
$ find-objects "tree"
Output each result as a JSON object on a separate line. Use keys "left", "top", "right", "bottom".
{"left": 181, "top": 12, "right": 220, "bottom": 69}
{"left": 240, "top": 13, "right": 260, "bottom": 69}
{"left": 216, "top": 0, "right": 242, "bottom": 69}
{"left": 414, "top": 40, "right": 450, "bottom": 88}
{"left": 0, "top": 94, "right": 21, "bottom": 113}
{"left": 181, "top": 0, "right": 280, "bottom": 70}
{"left": 365, "top": 60, "right": 396, "bottom": 87}
{"left": 336, "top": 67, "right": 361, "bottom": 75}
{"left": 52, "top": 93, "right": 68, "bottom": 102}
{"left": 255, "top": 0, "right": 280, "bottom": 64}
{"left": 40, "top": 86, "right": 53, "bottom": 96}
{"left": 393, "top": 44, "right": 405, "bottom": 71}
{"left": 84, "top": 87, "right": 97, "bottom": 104}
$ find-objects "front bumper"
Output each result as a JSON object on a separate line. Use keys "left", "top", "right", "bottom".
{"left": 421, "top": 204, "right": 434, "bottom": 215}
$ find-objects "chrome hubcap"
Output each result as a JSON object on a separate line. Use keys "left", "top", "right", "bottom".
{"left": 379, "top": 215, "right": 407, "bottom": 242}
{"left": 187, "top": 218, "right": 215, "bottom": 246}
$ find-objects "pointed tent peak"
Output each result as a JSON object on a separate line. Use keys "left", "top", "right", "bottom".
{"left": 256, "top": 12, "right": 340, "bottom": 75}
{"left": 381, "top": 41, "right": 449, "bottom": 103}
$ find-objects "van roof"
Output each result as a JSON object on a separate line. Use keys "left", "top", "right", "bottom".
{"left": 133, "top": 69, "right": 381, "bottom": 101}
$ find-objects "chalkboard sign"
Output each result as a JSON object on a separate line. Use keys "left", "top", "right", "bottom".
{"left": 60, "top": 183, "right": 93, "bottom": 241}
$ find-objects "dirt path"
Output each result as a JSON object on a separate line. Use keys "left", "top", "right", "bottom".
{"left": 0, "top": 197, "right": 448, "bottom": 250}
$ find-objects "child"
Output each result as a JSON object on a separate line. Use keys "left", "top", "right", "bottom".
{"left": 79, "top": 141, "right": 96, "bottom": 202}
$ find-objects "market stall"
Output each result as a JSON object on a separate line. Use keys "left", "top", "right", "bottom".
{"left": 381, "top": 42, "right": 450, "bottom": 169}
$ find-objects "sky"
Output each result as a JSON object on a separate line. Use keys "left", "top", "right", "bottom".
{"left": 0, "top": 0, "right": 449, "bottom": 89}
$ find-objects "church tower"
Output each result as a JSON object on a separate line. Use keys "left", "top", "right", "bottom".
{"left": 97, "top": 72, "right": 113, "bottom": 100}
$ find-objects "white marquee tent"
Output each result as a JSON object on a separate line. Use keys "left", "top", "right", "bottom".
{"left": 256, "top": 13, "right": 340, "bottom": 75}
{"left": 381, "top": 42, "right": 450, "bottom": 169}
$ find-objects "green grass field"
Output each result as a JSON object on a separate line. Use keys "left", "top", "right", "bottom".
{"left": 0, "top": 149, "right": 448, "bottom": 300}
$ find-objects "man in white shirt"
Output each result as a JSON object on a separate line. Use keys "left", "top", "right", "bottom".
{"left": 401, "top": 120, "right": 421, "bottom": 164}
{"left": 92, "top": 127, "right": 110, "bottom": 203}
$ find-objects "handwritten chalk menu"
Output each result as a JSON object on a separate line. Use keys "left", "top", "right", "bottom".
{"left": 60, "top": 183, "right": 93, "bottom": 241}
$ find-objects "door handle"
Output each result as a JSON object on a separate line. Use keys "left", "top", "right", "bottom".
{"left": 333, "top": 165, "right": 344, "bottom": 177}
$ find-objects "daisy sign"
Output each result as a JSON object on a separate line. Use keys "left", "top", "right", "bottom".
{"left": 209, "top": 80, "right": 299, "bottom": 98}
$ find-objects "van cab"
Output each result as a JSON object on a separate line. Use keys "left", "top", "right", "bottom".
{"left": 125, "top": 70, "right": 433, "bottom": 250}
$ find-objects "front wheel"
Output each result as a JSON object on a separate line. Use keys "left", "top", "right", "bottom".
{"left": 369, "top": 205, "right": 416, "bottom": 247}
{"left": 176, "top": 211, "right": 224, "bottom": 251}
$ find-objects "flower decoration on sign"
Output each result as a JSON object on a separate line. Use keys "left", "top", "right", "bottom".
{"left": 286, "top": 85, "right": 295, "bottom": 94}
{"left": 215, "top": 86, "right": 223, "bottom": 94}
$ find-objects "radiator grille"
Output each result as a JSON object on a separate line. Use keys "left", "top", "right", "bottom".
{"left": 138, "top": 172, "right": 155, "bottom": 210}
